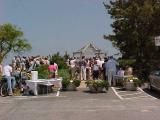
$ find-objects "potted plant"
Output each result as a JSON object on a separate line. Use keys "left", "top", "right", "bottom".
{"left": 123, "top": 76, "right": 141, "bottom": 91}
{"left": 59, "top": 69, "right": 81, "bottom": 91}
{"left": 85, "top": 80, "right": 109, "bottom": 93}
{"left": 66, "top": 79, "right": 81, "bottom": 91}
{"left": 61, "top": 79, "right": 81, "bottom": 91}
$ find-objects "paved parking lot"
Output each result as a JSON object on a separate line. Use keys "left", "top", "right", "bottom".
{"left": 0, "top": 87, "right": 160, "bottom": 120}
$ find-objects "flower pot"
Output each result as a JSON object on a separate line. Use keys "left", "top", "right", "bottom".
{"left": 88, "top": 85, "right": 97, "bottom": 93}
{"left": 66, "top": 83, "right": 77, "bottom": 91}
{"left": 125, "top": 82, "right": 137, "bottom": 91}
{"left": 88, "top": 85, "right": 104, "bottom": 93}
{"left": 97, "top": 87, "right": 104, "bottom": 92}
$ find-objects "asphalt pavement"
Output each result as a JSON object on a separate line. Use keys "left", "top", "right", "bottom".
{"left": 0, "top": 87, "right": 160, "bottom": 120}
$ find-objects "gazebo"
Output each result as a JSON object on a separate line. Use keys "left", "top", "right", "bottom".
{"left": 73, "top": 42, "right": 107, "bottom": 58}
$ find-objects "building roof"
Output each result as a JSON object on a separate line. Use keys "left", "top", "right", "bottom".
{"left": 73, "top": 42, "right": 102, "bottom": 54}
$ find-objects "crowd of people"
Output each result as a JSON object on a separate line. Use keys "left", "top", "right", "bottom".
{"left": 0, "top": 55, "right": 58, "bottom": 96}
{"left": 0, "top": 54, "right": 133, "bottom": 96}
{"left": 67, "top": 56, "right": 133, "bottom": 87}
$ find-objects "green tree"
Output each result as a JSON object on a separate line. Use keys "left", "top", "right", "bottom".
{"left": 104, "top": 0, "right": 160, "bottom": 80}
{"left": 0, "top": 23, "right": 32, "bottom": 63}
{"left": 50, "top": 52, "right": 68, "bottom": 69}
{"left": 63, "top": 51, "right": 70, "bottom": 61}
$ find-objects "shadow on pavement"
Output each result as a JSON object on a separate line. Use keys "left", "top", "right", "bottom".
{"left": 143, "top": 88, "right": 160, "bottom": 99}
{"left": 83, "top": 90, "right": 107, "bottom": 94}
{"left": 114, "top": 87, "right": 126, "bottom": 91}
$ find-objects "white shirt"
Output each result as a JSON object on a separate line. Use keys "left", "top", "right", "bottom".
{"left": 70, "top": 59, "right": 76, "bottom": 68}
{"left": 93, "top": 64, "right": 99, "bottom": 71}
{"left": 3, "top": 65, "right": 12, "bottom": 76}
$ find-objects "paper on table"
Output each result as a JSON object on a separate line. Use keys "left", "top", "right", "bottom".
{"left": 31, "top": 71, "right": 38, "bottom": 80}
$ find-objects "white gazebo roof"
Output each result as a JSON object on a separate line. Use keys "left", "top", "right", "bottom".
{"left": 73, "top": 42, "right": 107, "bottom": 58}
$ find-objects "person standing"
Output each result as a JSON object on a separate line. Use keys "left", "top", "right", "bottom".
{"left": 105, "top": 56, "right": 119, "bottom": 86}
{"left": 70, "top": 57, "right": 76, "bottom": 79}
{"left": 79, "top": 56, "right": 87, "bottom": 80}
{"left": 48, "top": 61, "right": 57, "bottom": 78}
{"left": 3, "top": 64, "right": 16, "bottom": 96}
{"left": 92, "top": 61, "right": 99, "bottom": 80}
{"left": 102, "top": 57, "right": 108, "bottom": 80}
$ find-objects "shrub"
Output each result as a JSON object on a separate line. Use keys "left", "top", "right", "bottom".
{"left": 58, "top": 69, "right": 71, "bottom": 80}
{"left": 85, "top": 80, "right": 109, "bottom": 90}
{"left": 50, "top": 52, "right": 68, "bottom": 69}
{"left": 72, "top": 80, "right": 81, "bottom": 87}
{"left": 62, "top": 79, "right": 70, "bottom": 88}
{"left": 35, "top": 64, "right": 50, "bottom": 79}
{"left": 118, "top": 59, "right": 136, "bottom": 68}
{"left": 58, "top": 69, "right": 71, "bottom": 88}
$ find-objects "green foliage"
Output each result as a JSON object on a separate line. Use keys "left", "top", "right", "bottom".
{"left": 35, "top": 64, "right": 50, "bottom": 79}
{"left": 58, "top": 69, "right": 81, "bottom": 89}
{"left": 62, "top": 79, "right": 70, "bottom": 88}
{"left": 50, "top": 52, "right": 68, "bottom": 69}
{"left": 72, "top": 80, "right": 81, "bottom": 87}
{"left": 0, "top": 23, "right": 32, "bottom": 63}
{"left": 58, "top": 69, "right": 71, "bottom": 81}
{"left": 85, "top": 80, "right": 109, "bottom": 90}
{"left": 63, "top": 51, "right": 70, "bottom": 61}
{"left": 58, "top": 69, "right": 71, "bottom": 88}
{"left": 124, "top": 76, "right": 141, "bottom": 87}
{"left": 104, "top": 0, "right": 160, "bottom": 80}
{"left": 118, "top": 59, "right": 136, "bottom": 68}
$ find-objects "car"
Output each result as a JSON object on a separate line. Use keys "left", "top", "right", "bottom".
{"left": 149, "top": 69, "right": 160, "bottom": 91}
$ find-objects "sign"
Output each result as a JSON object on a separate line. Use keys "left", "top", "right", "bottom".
{"left": 155, "top": 36, "right": 160, "bottom": 46}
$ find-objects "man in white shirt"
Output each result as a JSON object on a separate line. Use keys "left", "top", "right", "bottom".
{"left": 3, "top": 64, "right": 16, "bottom": 96}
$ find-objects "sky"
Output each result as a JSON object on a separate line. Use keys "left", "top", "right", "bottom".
{"left": 0, "top": 0, "right": 119, "bottom": 62}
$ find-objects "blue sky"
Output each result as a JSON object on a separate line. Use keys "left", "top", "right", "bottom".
{"left": 1, "top": 0, "right": 118, "bottom": 59}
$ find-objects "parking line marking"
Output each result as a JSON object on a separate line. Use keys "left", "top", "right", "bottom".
{"left": 117, "top": 91, "right": 128, "bottom": 93}
{"left": 111, "top": 87, "right": 123, "bottom": 100}
{"left": 120, "top": 92, "right": 143, "bottom": 97}
{"left": 112, "top": 87, "right": 157, "bottom": 100}
{"left": 123, "top": 95, "right": 152, "bottom": 100}
{"left": 137, "top": 87, "right": 157, "bottom": 100}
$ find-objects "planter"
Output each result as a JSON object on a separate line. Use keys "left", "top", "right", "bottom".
{"left": 86, "top": 80, "right": 108, "bottom": 93}
{"left": 88, "top": 85, "right": 104, "bottom": 93}
{"left": 66, "top": 83, "right": 77, "bottom": 91}
{"left": 124, "top": 82, "right": 137, "bottom": 91}
{"left": 97, "top": 87, "right": 104, "bottom": 92}
{"left": 88, "top": 85, "right": 97, "bottom": 93}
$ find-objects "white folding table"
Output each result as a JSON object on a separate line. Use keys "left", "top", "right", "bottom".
{"left": 26, "top": 78, "right": 62, "bottom": 96}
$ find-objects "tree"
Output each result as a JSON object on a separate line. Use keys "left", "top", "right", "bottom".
{"left": 63, "top": 51, "right": 70, "bottom": 61}
{"left": 50, "top": 52, "right": 68, "bottom": 69}
{"left": 0, "top": 23, "right": 32, "bottom": 63}
{"left": 104, "top": 0, "right": 160, "bottom": 79}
